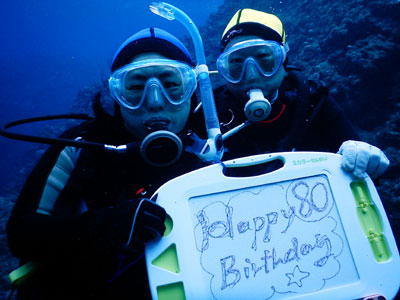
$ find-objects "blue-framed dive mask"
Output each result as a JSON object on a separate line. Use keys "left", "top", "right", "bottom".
{"left": 216, "top": 39, "right": 287, "bottom": 84}
{"left": 109, "top": 58, "right": 197, "bottom": 110}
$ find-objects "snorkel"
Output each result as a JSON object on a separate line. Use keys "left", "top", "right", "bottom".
{"left": 150, "top": 2, "right": 223, "bottom": 163}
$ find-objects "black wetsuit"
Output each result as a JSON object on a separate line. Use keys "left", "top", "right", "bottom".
{"left": 215, "top": 70, "right": 359, "bottom": 160}
{"left": 7, "top": 71, "right": 358, "bottom": 299}
{"left": 6, "top": 96, "right": 204, "bottom": 300}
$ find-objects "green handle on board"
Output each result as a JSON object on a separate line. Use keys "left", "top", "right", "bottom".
{"left": 350, "top": 180, "right": 391, "bottom": 262}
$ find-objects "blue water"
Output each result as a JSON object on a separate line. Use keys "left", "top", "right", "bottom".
{"left": 0, "top": 0, "right": 223, "bottom": 194}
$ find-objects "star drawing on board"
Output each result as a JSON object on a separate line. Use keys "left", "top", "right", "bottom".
{"left": 286, "top": 265, "right": 310, "bottom": 287}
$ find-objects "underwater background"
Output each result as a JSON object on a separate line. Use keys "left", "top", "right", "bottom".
{"left": 0, "top": 0, "right": 399, "bottom": 298}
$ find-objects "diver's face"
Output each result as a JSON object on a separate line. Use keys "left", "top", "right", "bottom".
{"left": 224, "top": 35, "right": 286, "bottom": 101}
{"left": 120, "top": 53, "right": 191, "bottom": 139}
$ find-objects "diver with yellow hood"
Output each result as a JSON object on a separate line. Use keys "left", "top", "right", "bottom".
{"left": 215, "top": 8, "right": 389, "bottom": 180}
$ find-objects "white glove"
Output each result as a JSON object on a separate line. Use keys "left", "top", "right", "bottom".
{"left": 338, "top": 140, "right": 390, "bottom": 180}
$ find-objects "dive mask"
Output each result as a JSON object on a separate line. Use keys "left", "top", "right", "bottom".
{"left": 109, "top": 58, "right": 197, "bottom": 110}
{"left": 217, "top": 39, "right": 287, "bottom": 84}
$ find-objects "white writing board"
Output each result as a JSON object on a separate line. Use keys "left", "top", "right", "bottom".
{"left": 145, "top": 152, "right": 400, "bottom": 300}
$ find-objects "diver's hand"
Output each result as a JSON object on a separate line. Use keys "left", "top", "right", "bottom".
{"left": 125, "top": 198, "right": 166, "bottom": 246}
{"left": 338, "top": 140, "right": 389, "bottom": 180}
{"left": 94, "top": 198, "right": 166, "bottom": 251}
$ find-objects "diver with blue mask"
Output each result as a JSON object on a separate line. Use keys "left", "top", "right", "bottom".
{"left": 2, "top": 2, "right": 224, "bottom": 167}
{"left": 214, "top": 8, "right": 389, "bottom": 180}
{"left": 5, "top": 27, "right": 209, "bottom": 300}
{"left": 1, "top": 28, "right": 202, "bottom": 168}
{"left": 109, "top": 50, "right": 198, "bottom": 166}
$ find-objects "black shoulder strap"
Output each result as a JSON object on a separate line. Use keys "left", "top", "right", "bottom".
{"left": 50, "top": 120, "right": 106, "bottom": 215}
{"left": 52, "top": 147, "right": 100, "bottom": 215}
{"left": 53, "top": 120, "right": 132, "bottom": 213}
{"left": 278, "top": 70, "right": 311, "bottom": 151}
{"left": 307, "top": 79, "right": 329, "bottom": 124}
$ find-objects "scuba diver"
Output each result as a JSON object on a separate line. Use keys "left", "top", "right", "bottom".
{"left": 6, "top": 27, "right": 207, "bottom": 299}
{"left": 214, "top": 8, "right": 389, "bottom": 180}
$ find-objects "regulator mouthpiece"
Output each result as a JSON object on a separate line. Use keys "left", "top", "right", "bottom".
{"left": 244, "top": 89, "right": 271, "bottom": 122}
{"left": 140, "top": 131, "right": 183, "bottom": 167}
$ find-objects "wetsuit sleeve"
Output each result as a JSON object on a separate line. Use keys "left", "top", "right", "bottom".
{"left": 6, "top": 127, "right": 96, "bottom": 262}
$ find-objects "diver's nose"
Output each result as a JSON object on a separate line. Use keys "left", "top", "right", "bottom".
{"left": 146, "top": 84, "right": 165, "bottom": 111}
{"left": 244, "top": 60, "right": 261, "bottom": 82}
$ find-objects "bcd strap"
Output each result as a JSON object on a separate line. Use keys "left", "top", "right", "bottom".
{"left": 277, "top": 70, "right": 311, "bottom": 151}
{"left": 279, "top": 71, "right": 329, "bottom": 151}
{"left": 308, "top": 79, "right": 329, "bottom": 124}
